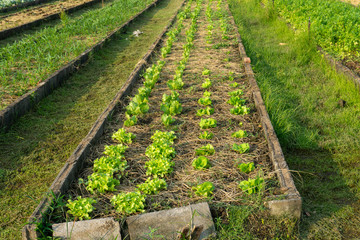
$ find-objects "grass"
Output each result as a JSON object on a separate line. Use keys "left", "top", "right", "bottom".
{"left": 0, "top": 0, "right": 154, "bottom": 110}
{"left": 229, "top": 0, "right": 360, "bottom": 238}
{"left": 0, "top": 0, "right": 184, "bottom": 238}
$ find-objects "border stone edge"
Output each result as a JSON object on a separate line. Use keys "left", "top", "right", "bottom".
{"left": 226, "top": 1, "right": 302, "bottom": 218}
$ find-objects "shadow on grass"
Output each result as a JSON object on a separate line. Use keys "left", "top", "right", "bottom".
{"left": 228, "top": 0, "right": 360, "bottom": 238}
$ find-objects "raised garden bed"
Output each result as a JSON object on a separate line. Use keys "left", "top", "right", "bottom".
{"left": 0, "top": 0, "right": 160, "bottom": 131}
{"left": 23, "top": 0, "right": 301, "bottom": 238}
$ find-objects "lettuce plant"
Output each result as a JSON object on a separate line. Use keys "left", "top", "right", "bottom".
{"left": 227, "top": 96, "right": 246, "bottom": 106}
{"left": 198, "top": 97, "right": 212, "bottom": 106}
{"left": 228, "top": 89, "right": 243, "bottom": 97}
{"left": 161, "top": 114, "right": 175, "bottom": 126}
{"left": 124, "top": 114, "right": 138, "bottom": 127}
{"left": 197, "top": 107, "right": 214, "bottom": 116}
{"left": 199, "top": 118, "right": 217, "bottom": 129}
{"left": 93, "top": 156, "right": 127, "bottom": 175}
{"left": 112, "top": 128, "right": 136, "bottom": 144}
{"left": 202, "top": 69, "right": 211, "bottom": 75}
{"left": 193, "top": 182, "right": 214, "bottom": 197}
{"left": 104, "top": 144, "right": 128, "bottom": 158}
{"left": 66, "top": 196, "right": 97, "bottom": 220}
{"left": 238, "top": 162, "right": 255, "bottom": 174}
{"left": 145, "top": 158, "right": 174, "bottom": 177}
{"left": 199, "top": 131, "right": 214, "bottom": 139}
{"left": 232, "top": 143, "right": 250, "bottom": 154}
{"left": 192, "top": 156, "right": 211, "bottom": 170}
{"left": 231, "top": 130, "right": 248, "bottom": 138}
{"left": 111, "top": 191, "right": 145, "bottom": 215}
{"left": 238, "top": 177, "right": 264, "bottom": 195}
{"left": 229, "top": 82, "right": 239, "bottom": 88}
{"left": 202, "top": 78, "right": 212, "bottom": 89}
{"left": 230, "top": 106, "right": 250, "bottom": 115}
{"left": 137, "top": 177, "right": 167, "bottom": 195}
{"left": 86, "top": 173, "right": 119, "bottom": 194}
{"left": 195, "top": 144, "right": 215, "bottom": 156}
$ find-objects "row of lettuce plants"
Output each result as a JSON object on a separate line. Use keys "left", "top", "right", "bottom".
{"left": 64, "top": 0, "right": 195, "bottom": 220}
{"left": 215, "top": 2, "right": 265, "bottom": 194}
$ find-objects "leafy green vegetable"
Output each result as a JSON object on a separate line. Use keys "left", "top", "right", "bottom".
{"left": 145, "top": 158, "right": 174, "bottom": 177}
{"left": 124, "top": 114, "right": 138, "bottom": 127}
{"left": 196, "top": 144, "right": 215, "bottom": 156}
{"left": 203, "top": 91, "right": 211, "bottom": 97}
{"left": 232, "top": 143, "right": 250, "bottom": 154}
{"left": 202, "top": 69, "right": 211, "bottom": 75}
{"left": 192, "top": 156, "right": 211, "bottom": 170}
{"left": 230, "top": 106, "right": 250, "bottom": 115}
{"left": 197, "top": 107, "right": 214, "bottom": 116}
{"left": 145, "top": 131, "right": 176, "bottom": 177}
{"left": 93, "top": 156, "right": 127, "bottom": 175}
{"left": 231, "top": 130, "right": 248, "bottom": 138}
{"left": 228, "top": 89, "right": 244, "bottom": 97}
{"left": 227, "top": 96, "right": 246, "bottom": 106}
{"left": 201, "top": 78, "right": 212, "bottom": 89}
{"left": 161, "top": 100, "right": 182, "bottom": 116}
{"left": 199, "top": 118, "right": 217, "bottom": 129}
{"left": 137, "top": 177, "right": 167, "bottom": 195}
{"left": 161, "top": 114, "right": 175, "bottom": 126}
{"left": 199, "top": 131, "right": 214, "bottom": 139}
{"left": 67, "top": 196, "right": 97, "bottom": 220}
{"left": 111, "top": 191, "right": 146, "bottom": 215}
{"left": 198, "top": 97, "right": 212, "bottom": 106}
{"left": 238, "top": 177, "right": 264, "bottom": 194}
{"left": 104, "top": 144, "right": 128, "bottom": 158}
{"left": 229, "top": 82, "right": 239, "bottom": 88}
{"left": 238, "top": 162, "right": 255, "bottom": 174}
{"left": 112, "top": 128, "right": 136, "bottom": 144}
{"left": 193, "top": 182, "right": 214, "bottom": 197}
{"left": 126, "top": 100, "right": 149, "bottom": 116}
{"left": 86, "top": 173, "right": 120, "bottom": 194}
{"left": 167, "top": 77, "right": 184, "bottom": 90}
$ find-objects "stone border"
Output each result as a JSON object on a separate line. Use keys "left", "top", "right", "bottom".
{"left": 0, "top": 0, "right": 102, "bottom": 40}
{"left": 0, "top": 0, "right": 160, "bottom": 131}
{"left": 226, "top": 2, "right": 302, "bottom": 218}
{"left": 0, "top": 0, "right": 52, "bottom": 14}
{"left": 21, "top": 1, "right": 186, "bottom": 238}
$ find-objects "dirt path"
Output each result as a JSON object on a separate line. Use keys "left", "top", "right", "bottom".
{"left": 0, "top": 0, "right": 99, "bottom": 31}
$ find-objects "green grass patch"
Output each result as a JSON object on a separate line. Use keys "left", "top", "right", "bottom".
{"left": 0, "top": 0, "right": 154, "bottom": 110}
{"left": 229, "top": 0, "right": 360, "bottom": 238}
{"left": 267, "top": 0, "right": 360, "bottom": 61}
{"left": 0, "top": 0, "right": 183, "bottom": 238}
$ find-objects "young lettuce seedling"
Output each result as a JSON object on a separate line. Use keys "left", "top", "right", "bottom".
{"left": 192, "top": 156, "right": 211, "bottom": 170}
{"left": 195, "top": 144, "right": 215, "bottom": 156}
{"left": 193, "top": 182, "right": 214, "bottom": 197}
{"left": 199, "top": 131, "right": 214, "bottom": 139}
{"left": 232, "top": 143, "right": 250, "bottom": 154}
{"left": 237, "top": 162, "right": 255, "bottom": 174}
{"left": 67, "top": 196, "right": 97, "bottom": 220}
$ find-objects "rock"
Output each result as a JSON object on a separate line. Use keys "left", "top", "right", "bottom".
{"left": 52, "top": 217, "right": 121, "bottom": 240}
{"left": 127, "top": 202, "right": 215, "bottom": 240}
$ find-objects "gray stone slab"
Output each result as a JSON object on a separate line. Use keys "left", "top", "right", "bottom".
{"left": 127, "top": 202, "right": 215, "bottom": 240}
{"left": 52, "top": 217, "right": 121, "bottom": 240}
